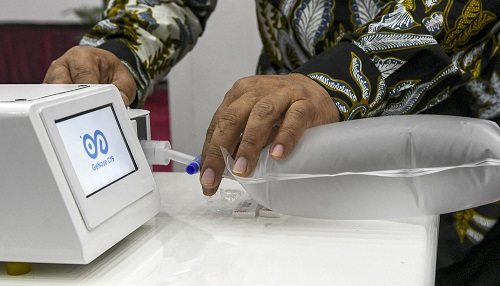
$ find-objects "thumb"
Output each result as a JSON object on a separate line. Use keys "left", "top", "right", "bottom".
{"left": 109, "top": 62, "right": 137, "bottom": 107}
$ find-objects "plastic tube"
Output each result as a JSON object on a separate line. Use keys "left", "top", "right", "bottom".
{"left": 166, "top": 149, "right": 195, "bottom": 165}
{"left": 140, "top": 140, "right": 195, "bottom": 166}
{"left": 140, "top": 140, "right": 234, "bottom": 178}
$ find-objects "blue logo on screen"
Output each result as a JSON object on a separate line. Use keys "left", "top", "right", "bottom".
{"left": 83, "top": 130, "right": 108, "bottom": 159}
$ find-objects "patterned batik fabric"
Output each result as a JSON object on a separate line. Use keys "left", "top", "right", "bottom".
{"left": 256, "top": 0, "right": 500, "bottom": 121}
{"left": 80, "top": 0, "right": 217, "bottom": 107}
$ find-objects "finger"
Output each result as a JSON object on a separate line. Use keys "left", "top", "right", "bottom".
{"left": 200, "top": 81, "right": 258, "bottom": 196}
{"left": 270, "top": 100, "right": 314, "bottom": 159}
{"left": 200, "top": 103, "right": 253, "bottom": 195}
{"left": 200, "top": 75, "right": 259, "bottom": 152}
{"left": 109, "top": 63, "right": 136, "bottom": 106}
{"left": 201, "top": 81, "right": 244, "bottom": 157}
{"left": 43, "top": 64, "right": 74, "bottom": 84}
{"left": 66, "top": 55, "right": 101, "bottom": 84}
{"left": 200, "top": 95, "right": 258, "bottom": 195}
{"left": 43, "top": 46, "right": 100, "bottom": 85}
{"left": 201, "top": 99, "right": 233, "bottom": 166}
{"left": 232, "top": 96, "right": 289, "bottom": 177}
{"left": 88, "top": 49, "right": 137, "bottom": 106}
{"left": 200, "top": 115, "right": 235, "bottom": 195}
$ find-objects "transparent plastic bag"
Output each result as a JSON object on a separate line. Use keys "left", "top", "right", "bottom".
{"left": 223, "top": 115, "right": 500, "bottom": 219}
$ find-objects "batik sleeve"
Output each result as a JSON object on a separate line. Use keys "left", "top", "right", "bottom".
{"left": 294, "top": 0, "right": 500, "bottom": 121}
{"left": 80, "top": 0, "right": 217, "bottom": 107}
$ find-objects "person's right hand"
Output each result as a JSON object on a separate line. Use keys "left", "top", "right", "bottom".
{"left": 43, "top": 46, "right": 136, "bottom": 106}
{"left": 200, "top": 73, "right": 340, "bottom": 196}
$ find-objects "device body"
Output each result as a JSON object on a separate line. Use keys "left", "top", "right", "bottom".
{"left": 0, "top": 84, "right": 160, "bottom": 264}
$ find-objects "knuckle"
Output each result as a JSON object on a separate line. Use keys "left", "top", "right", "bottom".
{"left": 205, "top": 144, "right": 223, "bottom": 160}
{"left": 280, "top": 124, "right": 301, "bottom": 139}
{"left": 73, "top": 66, "right": 93, "bottom": 80}
{"left": 49, "top": 59, "right": 60, "bottom": 68}
{"left": 229, "top": 76, "right": 259, "bottom": 97}
{"left": 240, "top": 135, "right": 259, "bottom": 149}
{"left": 231, "top": 77, "right": 250, "bottom": 92}
{"left": 69, "top": 45, "right": 84, "bottom": 53}
{"left": 218, "top": 109, "right": 240, "bottom": 130}
{"left": 252, "top": 100, "right": 276, "bottom": 121}
{"left": 288, "top": 105, "right": 309, "bottom": 121}
{"left": 232, "top": 78, "right": 245, "bottom": 88}
{"left": 289, "top": 101, "right": 316, "bottom": 124}
{"left": 281, "top": 83, "right": 303, "bottom": 93}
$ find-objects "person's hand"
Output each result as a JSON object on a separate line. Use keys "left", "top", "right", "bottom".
{"left": 200, "top": 73, "right": 340, "bottom": 195}
{"left": 43, "top": 46, "right": 136, "bottom": 106}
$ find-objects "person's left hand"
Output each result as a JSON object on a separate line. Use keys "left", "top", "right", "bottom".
{"left": 43, "top": 46, "right": 136, "bottom": 106}
{"left": 200, "top": 73, "right": 340, "bottom": 196}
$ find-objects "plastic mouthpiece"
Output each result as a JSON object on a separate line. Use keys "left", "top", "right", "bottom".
{"left": 140, "top": 140, "right": 195, "bottom": 166}
{"left": 186, "top": 155, "right": 202, "bottom": 175}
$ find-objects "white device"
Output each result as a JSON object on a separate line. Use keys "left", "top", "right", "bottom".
{"left": 0, "top": 84, "right": 160, "bottom": 264}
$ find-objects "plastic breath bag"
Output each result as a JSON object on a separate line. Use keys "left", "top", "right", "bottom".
{"left": 223, "top": 115, "right": 500, "bottom": 219}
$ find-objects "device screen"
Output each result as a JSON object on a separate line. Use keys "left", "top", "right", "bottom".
{"left": 56, "top": 104, "right": 138, "bottom": 197}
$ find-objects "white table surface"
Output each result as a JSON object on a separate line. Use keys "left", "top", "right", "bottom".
{"left": 1, "top": 172, "right": 439, "bottom": 286}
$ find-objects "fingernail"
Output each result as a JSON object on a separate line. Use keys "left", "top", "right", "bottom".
{"left": 232, "top": 156, "right": 248, "bottom": 174}
{"left": 201, "top": 168, "right": 215, "bottom": 186}
{"left": 203, "top": 188, "right": 216, "bottom": 196}
{"left": 271, "top": 144, "right": 284, "bottom": 158}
